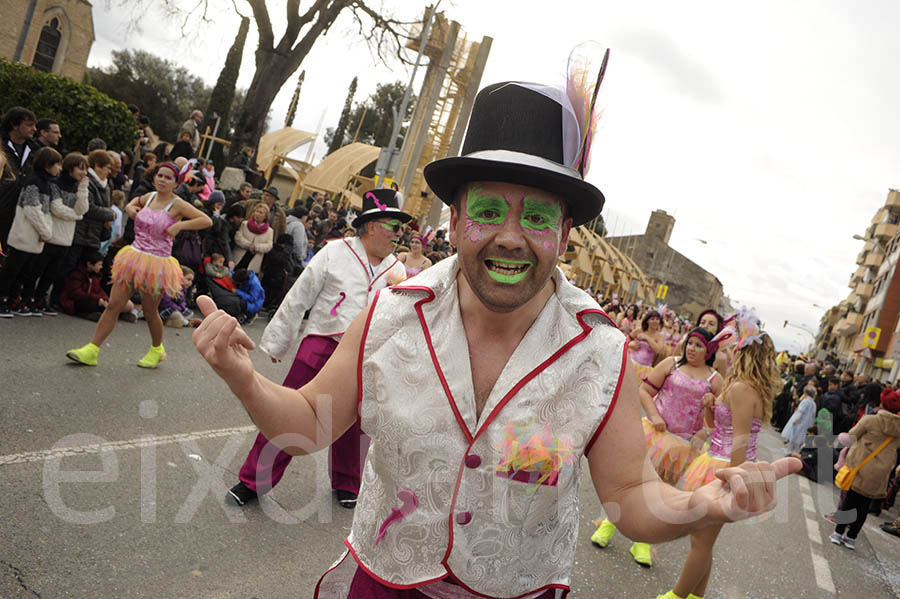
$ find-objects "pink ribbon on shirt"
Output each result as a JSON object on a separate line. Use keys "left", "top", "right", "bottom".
{"left": 375, "top": 489, "right": 418, "bottom": 546}
{"left": 330, "top": 292, "right": 346, "bottom": 316}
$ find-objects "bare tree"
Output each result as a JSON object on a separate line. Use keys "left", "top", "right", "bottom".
{"left": 118, "top": 0, "right": 423, "bottom": 157}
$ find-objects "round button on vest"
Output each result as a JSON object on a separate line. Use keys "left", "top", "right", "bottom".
{"left": 464, "top": 454, "right": 482, "bottom": 468}
{"left": 456, "top": 511, "right": 472, "bottom": 525}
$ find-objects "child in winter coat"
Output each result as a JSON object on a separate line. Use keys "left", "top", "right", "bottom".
{"left": 159, "top": 265, "right": 197, "bottom": 328}
{"left": 233, "top": 268, "right": 265, "bottom": 323}
{"left": 0, "top": 147, "right": 60, "bottom": 317}
{"left": 60, "top": 251, "right": 134, "bottom": 321}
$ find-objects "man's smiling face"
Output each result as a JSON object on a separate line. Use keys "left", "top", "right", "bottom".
{"left": 449, "top": 181, "right": 572, "bottom": 313}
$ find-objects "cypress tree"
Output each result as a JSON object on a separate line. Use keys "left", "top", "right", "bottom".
{"left": 207, "top": 17, "right": 249, "bottom": 171}
{"left": 327, "top": 76, "right": 357, "bottom": 156}
{"left": 285, "top": 71, "right": 305, "bottom": 128}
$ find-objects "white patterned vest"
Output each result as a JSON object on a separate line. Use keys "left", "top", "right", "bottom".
{"left": 331, "top": 257, "right": 627, "bottom": 599}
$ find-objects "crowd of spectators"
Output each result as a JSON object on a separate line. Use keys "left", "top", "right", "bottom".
{"left": 0, "top": 104, "right": 455, "bottom": 326}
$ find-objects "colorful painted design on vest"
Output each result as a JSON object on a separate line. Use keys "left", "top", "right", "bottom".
{"left": 495, "top": 422, "right": 575, "bottom": 492}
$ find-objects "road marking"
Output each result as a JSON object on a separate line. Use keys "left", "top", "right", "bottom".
{"left": 810, "top": 550, "right": 836, "bottom": 594}
{"left": 798, "top": 477, "right": 835, "bottom": 594}
{"left": 0, "top": 426, "right": 257, "bottom": 466}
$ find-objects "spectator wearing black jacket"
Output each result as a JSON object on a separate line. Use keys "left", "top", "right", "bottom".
{"left": 260, "top": 233, "right": 295, "bottom": 312}
{"left": 0, "top": 107, "right": 38, "bottom": 248}
{"left": 821, "top": 377, "right": 848, "bottom": 434}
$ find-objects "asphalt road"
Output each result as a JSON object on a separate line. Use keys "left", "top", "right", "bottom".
{"left": 2, "top": 314, "right": 899, "bottom": 598}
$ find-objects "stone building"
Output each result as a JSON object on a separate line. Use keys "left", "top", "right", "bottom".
{"left": 606, "top": 210, "right": 728, "bottom": 319}
{"left": 1, "top": 0, "right": 94, "bottom": 81}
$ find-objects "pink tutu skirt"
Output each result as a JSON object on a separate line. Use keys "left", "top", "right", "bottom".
{"left": 111, "top": 245, "right": 183, "bottom": 298}
{"left": 642, "top": 418, "right": 699, "bottom": 485}
{"left": 677, "top": 452, "right": 730, "bottom": 491}
{"left": 632, "top": 359, "right": 654, "bottom": 385}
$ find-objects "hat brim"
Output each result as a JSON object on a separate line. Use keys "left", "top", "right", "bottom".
{"left": 424, "top": 154, "right": 605, "bottom": 227}
{"left": 351, "top": 208, "right": 413, "bottom": 229}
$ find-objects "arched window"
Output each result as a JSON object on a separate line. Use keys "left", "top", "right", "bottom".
{"left": 32, "top": 18, "right": 62, "bottom": 72}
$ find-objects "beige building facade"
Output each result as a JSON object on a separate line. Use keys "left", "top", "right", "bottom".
{"left": 1, "top": 0, "right": 94, "bottom": 81}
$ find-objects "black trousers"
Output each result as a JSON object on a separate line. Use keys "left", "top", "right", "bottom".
{"left": 23, "top": 242, "right": 68, "bottom": 302}
{"left": 835, "top": 489, "right": 872, "bottom": 539}
{"left": 0, "top": 247, "right": 37, "bottom": 299}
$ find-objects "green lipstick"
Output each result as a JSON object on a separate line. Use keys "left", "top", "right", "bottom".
{"left": 485, "top": 257, "right": 533, "bottom": 284}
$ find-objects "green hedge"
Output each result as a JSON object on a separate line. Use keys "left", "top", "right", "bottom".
{"left": 0, "top": 59, "right": 136, "bottom": 155}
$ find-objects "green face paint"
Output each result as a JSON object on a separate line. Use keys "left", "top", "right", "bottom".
{"left": 380, "top": 219, "right": 401, "bottom": 232}
{"left": 466, "top": 187, "right": 508, "bottom": 225}
{"left": 520, "top": 198, "right": 562, "bottom": 231}
{"left": 485, "top": 257, "right": 533, "bottom": 285}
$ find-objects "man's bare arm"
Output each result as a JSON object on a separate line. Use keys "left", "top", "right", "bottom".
{"left": 587, "top": 359, "right": 800, "bottom": 544}
{"left": 193, "top": 295, "right": 367, "bottom": 455}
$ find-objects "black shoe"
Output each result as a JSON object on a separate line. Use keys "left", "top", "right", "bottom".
{"left": 336, "top": 490, "right": 357, "bottom": 509}
{"left": 34, "top": 301, "right": 57, "bottom": 316}
{"left": 881, "top": 522, "right": 900, "bottom": 538}
{"left": 0, "top": 300, "right": 12, "bottom": 319}
{"left": 227, "top": 482, "right": 258, "bottom": 506}
{"left": 119, "top": 311, "right": 137, "bottom": 323}
{"left": 12, "top": 302, "right": 36, "bottom": 317}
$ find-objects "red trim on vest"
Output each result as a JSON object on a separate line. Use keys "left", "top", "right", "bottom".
{"left": 343, "top": 539, "right": 449, "bottom": 589}
{"left": 369, "top": 257, "right": 401, "bottom": 290}
{"left": 313, "top": 549, "right": 351, "bottom": 599}
{"left": 584, "top": 333, "right": 629, "bottom": 454}
{"left": 358, "top": 290, "right": 381, "bottom": 411}
{"left": 439, "top": 569, "right": 570, "bottom": 599}
{"left": 404, "top": 284, "right": 475, "bottom": 444}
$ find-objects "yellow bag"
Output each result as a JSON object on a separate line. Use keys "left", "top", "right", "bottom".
{"left": 834, "top": 437, "right": 894, "bottom": 491}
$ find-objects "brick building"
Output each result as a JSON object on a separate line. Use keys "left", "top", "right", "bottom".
{"left": 606, "top": 210, "right": 728, "bottom": 319}
{"left": 1, "top": 0, "right": 94, "bottom": 81}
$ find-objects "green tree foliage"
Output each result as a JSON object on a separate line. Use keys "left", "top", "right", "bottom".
{"left": 0, "top": 59, "right": 135, "bottom": 154}
{"left": 325, "top": 81, "right": 415, "bottom": 149}
{"left": 326, "top": 76, "right": 357, "bottom": 156}
{"left": 88, "top": 50, "right": 210, "bottom": 144}
{"left": 207, "top": 17, "right": 250, "bottom": 171}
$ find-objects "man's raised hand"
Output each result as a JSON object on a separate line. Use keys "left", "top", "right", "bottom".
{"left": 193, "top": 295, "right": 257, "bottom": 393}
{"left": 691, "top": 457, "right": 802, "bottom": 523}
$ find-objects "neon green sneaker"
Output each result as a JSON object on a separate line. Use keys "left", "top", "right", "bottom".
{"left": 630, "top": 542, "right": 653, "bottom": 567}
{"left": 66, "top": 343, "right": 99, "bottom": 366}
{"left": 687, "top": 594, "right": 703, "bottom": 599}
{"left": 655, "top": 592, "right": 685, "bottom": 599}
{"left": 590, "top": 519, "right": 617, "bottom": 548}
{"left": 137, "top": 344, "right": 167, "bottom": 369}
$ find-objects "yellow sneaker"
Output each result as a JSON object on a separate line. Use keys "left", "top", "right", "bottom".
{"left": 590, "top": 519, "right": 617, "bottom": 548}
{"left": 687, "top": 594, "right": 703, "bottom": 599}
{"left": 655, "top": 592, "right": 685, "bottom": 599}
{"left": 630, "top": 541, "right": 653, "bottom": 567}
{"left": 66, "top": 343, "right": 99, "bottom": 366}
{"left": 137, "top": 344, "right": 167, "bottom": 369}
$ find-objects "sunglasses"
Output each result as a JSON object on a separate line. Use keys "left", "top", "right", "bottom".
{"left": 379, "top": 220, "right": 402, "bottom": 233}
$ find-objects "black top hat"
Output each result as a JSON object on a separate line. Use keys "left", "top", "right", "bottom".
{"left": 263, "top": 186, "right": 280, "bottom": 200}
{"left": 424, "top": 82, "right": 605, "bottom": 226}
{"left": 351, "top": 189, "right": 412, "bottom": 228}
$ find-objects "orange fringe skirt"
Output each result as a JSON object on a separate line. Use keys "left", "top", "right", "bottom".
{"left": 642, "top": 418, "right": 700, "bottom": 485}
{"left": 677, "top": 452, "right": 730, "bottom": 491}
{"left": 111, "top": 245, "right": 183, "bottom": 298}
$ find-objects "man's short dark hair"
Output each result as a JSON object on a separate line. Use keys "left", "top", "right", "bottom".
{"left": 87, "top": 138, "right": 107, "bottom": 152}
{"left": 1, "top": 106, "right": 36, "bottom": 136}
{"left": 828, "top": 376, "right": 840, "bottom": 387}
{"left": 84, "top": 251, "right": 104, "bottom": 265}
{"left": 232, "top": 269, "right": 250, "bottom": 285}
{"left": 36, "top": 118, "right": 58, "bottom": 133}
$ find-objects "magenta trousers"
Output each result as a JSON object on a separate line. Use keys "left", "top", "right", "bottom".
{"left": 238, "top": 335, "right": 369, "bottom": 494}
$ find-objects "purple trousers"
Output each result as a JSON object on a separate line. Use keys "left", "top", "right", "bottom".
{"left": 238, "top": 335, "right": 369, "bottom": 495}
{"left": 347, "top": 567, "right": 558, "bottom": 598}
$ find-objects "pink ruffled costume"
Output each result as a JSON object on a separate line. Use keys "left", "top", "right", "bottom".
{"left": 643, "top": 364, "right": 716, "bottom": 484}
{"left": 110, "top": 194, "right": 183, "bottom": 297}
{"left": 678, "top": 402, "right": 762, "bottom": 491}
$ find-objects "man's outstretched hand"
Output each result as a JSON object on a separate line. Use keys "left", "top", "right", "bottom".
{"left": 193, "top": 295, "right": 257, "bottom": 393}
{"left": 691, "top": 457, "right": 802, "bottom": 523}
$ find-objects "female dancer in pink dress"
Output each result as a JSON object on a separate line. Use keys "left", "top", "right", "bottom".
{"left": 657, "top": 311, "right": 780, "bottom": 599}
{"left": 592, "top": 326, "right": 723, "bottom": 567}
{"left": 67, "top": 163, "right": 211, "bottom": 367}
{"left": 629, "top": 310, "right": 666, "bottom": 383}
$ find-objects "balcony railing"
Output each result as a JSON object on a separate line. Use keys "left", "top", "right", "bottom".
{"left": 875, "top": 223, "right": 899, "bottom": 239}
{"left": 856, "top": 283, "right": 874, "bottom": 299}
{"left": 865, "top": 252, "right": 884, "bottom": 267}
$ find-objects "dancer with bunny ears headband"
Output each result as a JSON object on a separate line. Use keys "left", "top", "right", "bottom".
{"left": 657, "top": 308, "right": 783, "bottom": 599}
{"left": 193, "top": 46, "right": 800, "bottom": 599}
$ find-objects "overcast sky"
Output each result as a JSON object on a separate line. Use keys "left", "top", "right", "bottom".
{"left": 89, "top": 0, "right": 900, "bottom": 353}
